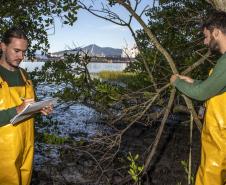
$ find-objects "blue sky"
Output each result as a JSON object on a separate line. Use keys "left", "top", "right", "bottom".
{"left": 48, "top": 1, "right": 151, "bottom": 52}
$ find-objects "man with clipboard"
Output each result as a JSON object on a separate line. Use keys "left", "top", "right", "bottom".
{"left": 0, "top": 27, "right": 52, "bottom": 185}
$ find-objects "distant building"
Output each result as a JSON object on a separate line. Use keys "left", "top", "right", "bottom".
{"left": 121, "top": 45, "right": 139, "bottom": 58}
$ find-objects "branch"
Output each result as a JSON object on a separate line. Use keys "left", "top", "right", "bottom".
{"left": 114, "top": 2, "right": 203, "bottom": 130}
{"left": 115, "top": 4, "right": 208, "bottom": 132}
{"left": 181, "top": 50, "right": 211, "bottom": 75}
{"left": 116, "top": 0, "right": 178, "bottom": 74}
{"left": 79, "top": 1, "right": 129, "bottom": 26}
{"left": 183, "top": 96, "right": 202, "bottom": 131}
{"left": 143, "top": 88, "right": 176, "bottom": 173}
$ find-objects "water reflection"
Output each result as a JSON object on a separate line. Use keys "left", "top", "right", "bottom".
{"left": 88, "top": 62, "right": 127, "bottom": 73}
{"left": 36, "top": 83, "right": 111, "bottom": 139}
{"left": 34, "top": 83, "right": 112, "bottom": 173}
{"left": 20, "top": 61, "right": 127, "bottom": 73}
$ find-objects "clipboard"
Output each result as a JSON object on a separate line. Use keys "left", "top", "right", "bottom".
{"left": 10, "top": 98, "right": 58, "bottom": 125}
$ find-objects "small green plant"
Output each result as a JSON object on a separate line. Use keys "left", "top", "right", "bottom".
{"left": 181, "top": 160, "right": 195, "bottom": 185}
{"left": 127, "top": 152, "right": 144, "bottom": 185}
{"left": 42, "top": 133, "right": 69, "bottom": 144}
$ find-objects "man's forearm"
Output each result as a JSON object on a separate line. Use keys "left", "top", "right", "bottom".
{"left": 0, "top": 107, "right": 17, "bottom": 126}
{"left": 174, "top": 76, "right": 226, "bottom": 101}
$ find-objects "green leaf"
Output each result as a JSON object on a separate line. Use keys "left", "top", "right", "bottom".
{"left": 132, "top": 175, "right": 138, "bottom": 182}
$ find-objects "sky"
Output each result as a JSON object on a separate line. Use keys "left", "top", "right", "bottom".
{"left": 48, "top": 1, "right": 151, "bottom": 53}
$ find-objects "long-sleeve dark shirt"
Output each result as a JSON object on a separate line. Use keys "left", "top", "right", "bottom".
{"left": 173, "top": 53, "right": 226, "bottom": 101}
{"left": 0, "top": 65, "right": 30, "bottom": 126}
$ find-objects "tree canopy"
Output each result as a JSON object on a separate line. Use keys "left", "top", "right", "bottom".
{"left": 0, "top": 0, "right": 79, "bottom": 56}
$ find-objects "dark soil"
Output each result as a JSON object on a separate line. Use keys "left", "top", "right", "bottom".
{"left": 121, "top": 121, "right": 201, "bottom": 185}
{"left": 31, "top": 120, "right": 201, "bottom": 185}
{"left": 149, "top": 123, "right": 200, "bottom": 185}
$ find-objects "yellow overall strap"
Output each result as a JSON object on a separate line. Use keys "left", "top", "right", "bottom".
{"left": 0, "top": 75, "right": 3, "bottom": 87}
{"left": 19, "top": 68, "right": 29, "bottom": 85}
{"left": 19, "top": 68, "right": 35, "bottom": 99}
{"left": 0, "top": 75, "right": 10, "bottom": 111}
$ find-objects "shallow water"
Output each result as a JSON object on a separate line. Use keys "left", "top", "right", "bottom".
{"left": 20, "top": 61, "right": 127, "bottom": 73}
{"left": 34, "top": 83, "right": 111, "bottom": 171}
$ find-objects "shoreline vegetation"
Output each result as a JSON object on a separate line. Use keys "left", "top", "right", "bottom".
{"left": 96, "top": 70, "right": 152, "bottom": 90}
{"left": 97, "top": 71, "right": 136, "bottom": 80}
{"left": 31, "top": 58, "right": 200, "bottom": 184}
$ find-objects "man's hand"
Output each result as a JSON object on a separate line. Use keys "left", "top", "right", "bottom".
{"left": 16, "top": 99, "right": 53, "bottom": 116}
{"left": 177, "top": 75, "right": 194, "bottom": 83}
{"left": 170, "top": 74, "right": 179, "bottom": 84}
{"left": 40, "top": 104, "right": 53, "bottom": 116}
{"left": 16, "top": 98, "right": 35, "bottom": 114}
{"left": 170, "top": 74, "right": 194, "bottom": 84}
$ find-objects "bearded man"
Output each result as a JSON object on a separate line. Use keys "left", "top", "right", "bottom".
{"left": 0, "top": 27, "right": 52, "bottom": 185}
{"left": 170, "top": 11, "right": 226, "bottom": 185}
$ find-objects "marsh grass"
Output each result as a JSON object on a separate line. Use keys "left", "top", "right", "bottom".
{"left": 97, "top": 70, "right": 150, "bottom": 90}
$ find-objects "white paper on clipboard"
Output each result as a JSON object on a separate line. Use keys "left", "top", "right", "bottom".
{"left": 10, "top": 98, "right": 58, "bottom": 125}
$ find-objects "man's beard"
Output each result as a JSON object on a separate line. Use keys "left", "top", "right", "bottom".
{"left": 5, "top": 54, "right": 20, "bottom": 69}
{"left": 209, "top": 36, "right": 220, "bottom": 53}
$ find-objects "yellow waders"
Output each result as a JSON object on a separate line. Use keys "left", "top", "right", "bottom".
{"left": 0, "top": 70, "right": 34, "bottom": 185}
{"left": 195, "top": 91, "right": 226, "bottom": 185}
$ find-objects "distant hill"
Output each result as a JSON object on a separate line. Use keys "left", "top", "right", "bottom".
{"left": 51, "top": 44, "right": 122, "bottom": 57}
{"left": 83, "top": 44, "right": 122, "bottom": 57}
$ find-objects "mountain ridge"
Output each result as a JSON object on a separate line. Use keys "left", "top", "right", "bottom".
{"left": 51, "top": 44, "right": 122, "bottom": 57}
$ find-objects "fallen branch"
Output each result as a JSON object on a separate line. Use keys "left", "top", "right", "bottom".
{"left": 143, "top": 88, "right": 176, "bottom": 173}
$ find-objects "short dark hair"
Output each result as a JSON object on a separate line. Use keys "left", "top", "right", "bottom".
{"left": 202, "top": 11, "right": 226, "bottom": 34}
{"left": 1, "top": 27, "right": 28, "bottom": 45}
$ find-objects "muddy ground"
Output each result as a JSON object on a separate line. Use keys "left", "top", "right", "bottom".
{"left": 31, "top": 120, "right": 201, "bottom": 185}
{"left": 123, "top": 122, "right": 201, "bottom": 185}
